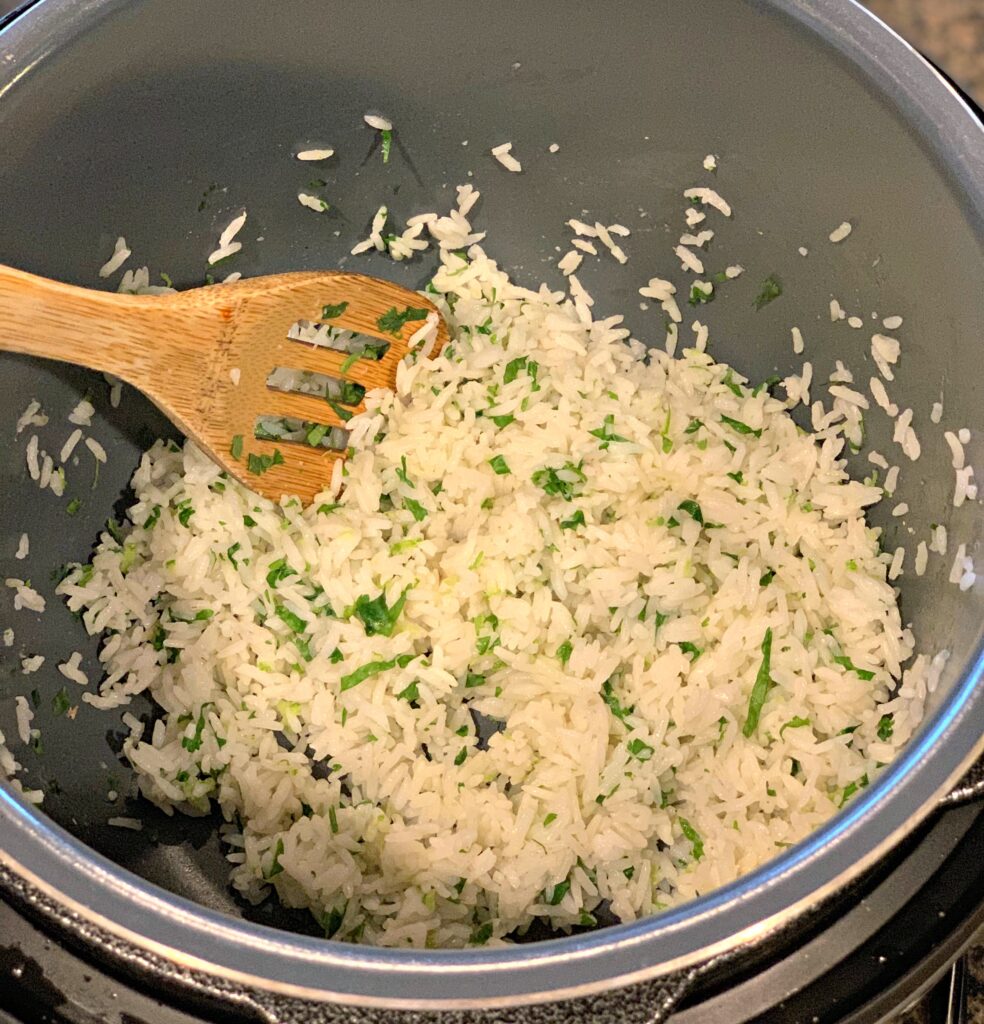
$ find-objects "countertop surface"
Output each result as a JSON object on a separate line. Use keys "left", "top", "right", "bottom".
{"left": 0, "top": 0, "right": 980, "bottom": 1023}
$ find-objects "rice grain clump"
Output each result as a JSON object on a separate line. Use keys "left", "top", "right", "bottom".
{"left": 59, "top": 237, "right": 920, "bottom": 949}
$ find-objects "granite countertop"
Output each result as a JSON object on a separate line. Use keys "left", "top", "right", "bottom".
{"left": 0, "top": 0, "right": 979, "bottom": 1021}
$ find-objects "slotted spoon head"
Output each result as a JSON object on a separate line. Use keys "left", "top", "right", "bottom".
{"left": 152, "top": 271, "right": 449, "bottom": 505}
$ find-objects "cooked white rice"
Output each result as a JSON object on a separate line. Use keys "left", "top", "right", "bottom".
{"left": 98, "top": 236, "right": 131, "bottom": 278}
{"left": 296, "top": 149, "right": 335, "bottom": 162}
{"left": 57, "top": 223, "right": 924, "bottom": 949}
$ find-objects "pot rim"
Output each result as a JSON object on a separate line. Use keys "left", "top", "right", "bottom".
{"left": 1, "top": 0, "right": 982, "bottom": 1009}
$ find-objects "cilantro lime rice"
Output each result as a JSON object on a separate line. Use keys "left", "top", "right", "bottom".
{"left": 53, "top": 194, "right": 935, "bottom": 950}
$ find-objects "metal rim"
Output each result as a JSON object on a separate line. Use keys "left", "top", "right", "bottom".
{"left": 0, "top": 0, "right": 982, "bottom": 1009}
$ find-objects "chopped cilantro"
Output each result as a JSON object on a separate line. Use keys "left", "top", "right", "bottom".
{"left": 588, "top": 413, "right": 629, "bottom": 449}
{"left": 780, "top": 716, "right": 811, "bottom": 737}
{"left": 67, "top": 498, "right": 83, "bottom": 516}
{"left": 543, "top": 813, "right": 557, "bottom": 826}
{"left": 721, "top": 369, "right": 743, "bottom": 397}
{"left": 561, "top": 510, "right": 586, "bottom": 530}
{"left": 677, "top": 499, "right": 703, "bottom": 525}
{"left": 753, "top": 274, "right": 782, "bottom": 310}
{"left": 340, "top": 653, "right": 413, "bottom": 691}
{"left": 488, "top": 454, "right": 511, "bottom": 475}
{"left": 839, "top": 774, "right": 870, "bottom": 807}
{"left": 397, "top": 681, "right": 419, "bottom": 702}
{"left": 545, "top": 879, "right": 571, "bottom": 906}
{"left": 679, "top": 818, "right": 704, "bottom": 860}
{"left": 404, "top": 497, "right": 427, "bottom": 521}
{"left": 247, "top": 449, "right": 285, "bottom": 475}
{"left": 742, "top": 627, "right": 774, "bottom": 737}
{"left": 720, "top": 414, "right": 762, "bottom": 438}
{"left": 556, "top": 639, "right": 573, "bottom": 664}
{"left": 351, "top": 588, "right": 409, "bottom": 637}
{"left": 265, "top": 838, "right": 285, "bottom": 878}
{"left": 453, "top": 747, "right": 468, "bottom": 766}
{"left": 602, "top": 679, "right": 634, "bottom": 724}
{"left": 306, "top": 423, "right": 329, "bottom": 447}
{"left": 627, "top": 737, "right": 654, "bottom": 761}
{"left": 51, "top": 688, "right": 71, "bottom": 716}
{"left": 266, "top": 559, "right": 296, "bottom": 588}
{"left": 376, "top": 305, "right": 429, "bottom": 337}
{"left": 230, "top": 434, "right": 243, "bottom": 460}
{"left": 274, "top": 604, "right": 308, "bottom": 634}
{"left": 321, "top": 301, "right": 349, "bottom": 319}
{"left": 532, "top": 461, "right": 586, "bottom": 501}
{"left": 678, "top": 641, "right": 703, "bottom": 661}
{"left": 877, "top": 713, "right": 894, "bottom": 741}
{"left": 833, "top": 654, "right": 875, "bottom": 681}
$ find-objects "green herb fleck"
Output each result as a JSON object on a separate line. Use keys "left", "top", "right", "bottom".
{"left": 351, "top": 587, "right": 409, "bottom": 637}
{"left": 602, "top": 679, "right": 634, "bottom": 724}
{"left": 720, "top": 415, "right": 762, "bottom": 438}
{"left": 780, "top": 716, "right": 811, "bottom": 737}
{"left": 588, "top": 413, "right": 629, "bottom": 450}
{"left": 275, "top": 603, "right": 308, "bottom": 634}
{"left": 677, "top": 499, "right": 703, "bottom": 525}
{"left": 627, "top": 737, "right": 654, "bottom": 761}
{"left": 67, "top": 498, "right": 83, "bottom": 516}
{"left": 532, "top": 461, "right": 586, "bottom": 501}
{"left": 545, "top": 879, "right": 571, "bottom": 906}
{"left": 721, "top": 369, "right": 743, "bottom": 397}
{"left": 679, "top": 818, "right": 704, "bottom": 860}
{"left": 404, "top": 497, "right": 427, "bottom": 522}
{"left": 266, "top": 559, "right": 296, "bottom": 588}
{"left": 376, "top": 305, "right": 429, "bottom": 337}
{"left": 742, "top": 627, "right": 774, "bottom": 737}
{"left": 561, "top": 510, "right": 586, "bottom": 531}
{"left": 833, "top": 654, "right": 875, "bottom": 681}
{"left": 265, "top": 838, "right": 285, "bottom": 878}
{"left": 839, "top": 773, "right": 870, "bottom": 807}
{"left": 397, "top": 681, "right": 419, "bottom": 702}
{"left": 321, "top": 301, "right": 349, "bottom": 319}
{"left": 339, "top": 653, "right": 414, "bottom": 691}
{"left": 247, "top": 449, "right": 285, "bottom": 475}
{"left": 753, "top": 274, "right": 782, "bottom": 310}
{"left": 877, "top": 713, "right": 894, "bottom": 741}
{"left": 52, "top": 688, "right": 71, "bottom": 716}
{"left": 230, "top": 435, "right": 244, "bottom": 460}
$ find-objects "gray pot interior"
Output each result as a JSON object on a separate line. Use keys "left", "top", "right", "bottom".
{"left": 0, "top": 0, "right": 981, "bottom": 1008}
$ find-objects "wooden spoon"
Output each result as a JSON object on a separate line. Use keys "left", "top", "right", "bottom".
{"left": 0, "top": 265, "right": 449, "bottom": 505}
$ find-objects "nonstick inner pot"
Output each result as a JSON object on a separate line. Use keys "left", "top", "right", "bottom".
{"left": 0, "top": 0, "right": 982, "bottom": 1009}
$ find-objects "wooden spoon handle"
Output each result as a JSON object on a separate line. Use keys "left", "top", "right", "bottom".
{"left": 0, "top": 263, "right": 169, "bottom": 383}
